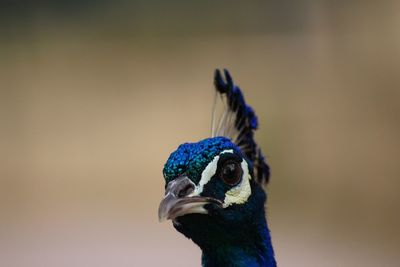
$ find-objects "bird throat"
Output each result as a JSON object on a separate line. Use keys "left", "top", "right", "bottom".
{"left": 200, "top": 214, "right": 276, "bottom": 267}
{"left": 173, "top": 184, "right": 276, "bottom": 267}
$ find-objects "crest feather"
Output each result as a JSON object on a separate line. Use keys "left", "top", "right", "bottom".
{"left": 211, "top": 69, "right": 270, "bottom": 184}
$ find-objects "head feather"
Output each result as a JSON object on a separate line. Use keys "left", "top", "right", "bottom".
{"left": 211, "top": 69, "right": 270, "bottom": 184}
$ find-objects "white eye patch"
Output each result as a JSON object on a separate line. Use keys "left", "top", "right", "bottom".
{"left": 189, "top": 149, "right": 252, "bottom": 208}
{"left": 222, "top": 159, "right": 251, "bottom": 208}
{"left": 189, "top": 149, "right": 233, "bottom": 197}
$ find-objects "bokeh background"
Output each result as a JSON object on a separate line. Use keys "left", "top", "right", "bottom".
{"left": 1, "top": 1, "right": 399, "bottom": 266}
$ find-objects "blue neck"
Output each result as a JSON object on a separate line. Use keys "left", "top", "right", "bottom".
{"left": 200, "top": 215, "right": 276, "bottom": 267}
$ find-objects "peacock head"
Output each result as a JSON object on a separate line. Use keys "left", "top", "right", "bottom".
{"left": 158, "top": 69, "right": 271, "bottom": 249}
{"left": 159, "top": 136, "right": 268, "bottom": 247}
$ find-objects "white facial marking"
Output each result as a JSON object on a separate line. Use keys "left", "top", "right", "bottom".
{"left": 188, "top": 149, "right": 234, "bottom": 197}
{"left": 188, "top": 149, "right": 252, "bottom": 208}
{"left": 222, "top": 159, "right": 251, "bottom": 208}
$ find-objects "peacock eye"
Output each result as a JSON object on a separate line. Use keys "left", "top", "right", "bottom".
{"left": 219, "top": 160, "right": 243, "bottom": 186}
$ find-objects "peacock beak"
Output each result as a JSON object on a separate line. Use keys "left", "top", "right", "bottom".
{"left": 158, "top": 176, "right": 222, "bottom": 222}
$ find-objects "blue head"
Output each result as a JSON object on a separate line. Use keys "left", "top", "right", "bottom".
{"left": 158, "top": 70, "right": 276, "bottom": 267}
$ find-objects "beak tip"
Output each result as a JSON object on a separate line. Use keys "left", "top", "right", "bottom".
{"left": 158, "top": 206, "right": 168, "bottom": 222}
{"left": 158, "top": 214, "right": 167, "bottom": 222}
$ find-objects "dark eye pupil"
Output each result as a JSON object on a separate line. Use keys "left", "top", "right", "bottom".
{"left": 221, "top": 161, "right": 242, "bottom": 185}
{"left": 223, "top": 163, "right": 236, "bottom": 177}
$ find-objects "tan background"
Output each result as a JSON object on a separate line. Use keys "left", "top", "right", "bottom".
{"left": 1, "top": 1, "right": 399, "bottom": 266}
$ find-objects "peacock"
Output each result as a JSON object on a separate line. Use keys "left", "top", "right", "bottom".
{"left": 158, "top": 69, "right": 276, "bottom": 267}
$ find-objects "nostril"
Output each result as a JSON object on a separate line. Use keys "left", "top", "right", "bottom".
{"left": 167, "top": 176, "right": 196, "bottom": 198}
{"left": 177, "top": 183, "right": 194, "bottom": 198}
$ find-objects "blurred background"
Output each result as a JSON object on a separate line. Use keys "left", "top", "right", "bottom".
{"left": 1, "top": 1, "right": 399, "bottom": 266}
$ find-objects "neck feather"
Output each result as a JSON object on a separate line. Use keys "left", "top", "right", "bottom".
{"left": 200, "top": 214, "right": 276, "bottom": 267}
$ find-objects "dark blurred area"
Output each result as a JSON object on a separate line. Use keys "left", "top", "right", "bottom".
{"left": 1, "top": 1, "right": 399, "bottom": 266}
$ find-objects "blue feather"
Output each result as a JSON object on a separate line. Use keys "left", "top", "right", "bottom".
{"left": 214, "top": 69, "right": 270, "bottom": 184}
